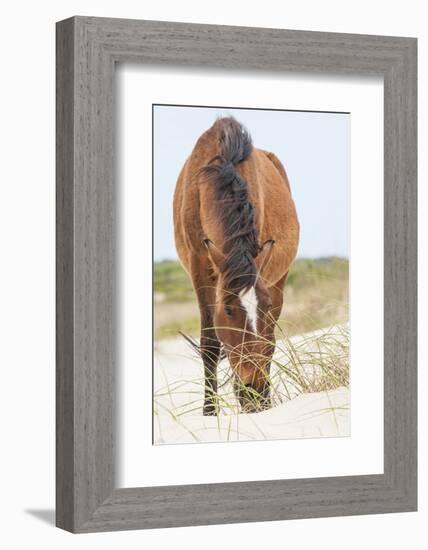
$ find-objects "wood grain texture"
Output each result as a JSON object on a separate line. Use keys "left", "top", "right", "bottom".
{"left": 56, "top": 16, "right": 417, "bottom": 532}
{"left": 56, "top": 17, "right": 75, "bottom": 532}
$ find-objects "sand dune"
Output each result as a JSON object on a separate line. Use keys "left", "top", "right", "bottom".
{"left": 154, "top": 325, "right": 350, "bottom": 445}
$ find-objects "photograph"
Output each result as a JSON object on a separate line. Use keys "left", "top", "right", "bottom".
{"left": 0, "top": 0, "right": 419, "bottom": 542}
{"left": 153, "top": 105, "right": 350, "bottom": 445}
{"left": 1, "top": 4, "right": 417, "bottom": 542}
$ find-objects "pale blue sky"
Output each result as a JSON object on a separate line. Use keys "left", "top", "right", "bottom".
{"left": 153, "top": 105, "right": 349, "bottom": 261}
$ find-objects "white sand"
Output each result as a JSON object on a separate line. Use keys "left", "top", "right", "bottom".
{"left": 154, "top": 326, "right": 350, "bottom": 445}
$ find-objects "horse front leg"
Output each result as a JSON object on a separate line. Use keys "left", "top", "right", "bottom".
{"left": 190, "top": 260, "right": 221, "bottom": 415}
{"left": 201, "top": 322, "right": 221, "bottom": 416}
{"left": 260, "top": 342, "right": 275, "bottom": 410}
{"left": 261, "top": 272, "right": 288, "bottom": 409}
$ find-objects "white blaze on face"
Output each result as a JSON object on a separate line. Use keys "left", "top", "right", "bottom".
{"left": 239, "top": 286, "right": 258, "bottom": 335}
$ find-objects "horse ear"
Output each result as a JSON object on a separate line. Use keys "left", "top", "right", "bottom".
{"left": 257, "top": 240, "right": 275, "bottom": 275}
{"left": 203, "top": 239, "right": 225, "bottom": 270}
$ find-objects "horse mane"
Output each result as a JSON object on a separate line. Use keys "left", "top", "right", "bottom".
{"left": 201, "top": 117, "right": 259, "bottom": 301}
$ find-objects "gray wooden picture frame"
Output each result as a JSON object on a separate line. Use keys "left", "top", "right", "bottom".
{"left": 56, "top": 16, "right": 417, "bottom": 533}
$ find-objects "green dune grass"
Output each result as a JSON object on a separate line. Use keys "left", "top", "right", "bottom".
{"left": 154, "top": 257, "right": 349, "bottom": 340}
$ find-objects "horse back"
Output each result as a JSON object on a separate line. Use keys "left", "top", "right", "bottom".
{"left": 173, "top": 126, "right": 299, "bottom": 287}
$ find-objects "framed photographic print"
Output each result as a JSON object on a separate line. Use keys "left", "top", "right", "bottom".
{"left": 56, "top": 17, "right": 417, "bottom": 532}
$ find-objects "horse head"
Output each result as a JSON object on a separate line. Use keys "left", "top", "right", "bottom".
{"left": 204, "top": 239, "right": 276, "bottom": 412}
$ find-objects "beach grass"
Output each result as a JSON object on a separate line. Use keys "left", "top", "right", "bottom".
{"left": 154, "top": 322, "right": 350, "bottom": 419}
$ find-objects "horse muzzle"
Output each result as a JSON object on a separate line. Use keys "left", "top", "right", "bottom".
{"left": 236, "top": 383, "right": 271, "bottom": 413}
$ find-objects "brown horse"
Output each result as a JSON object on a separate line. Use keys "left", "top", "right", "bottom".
{"left": 173, "top": 117, "right": 299, "bottom": 414}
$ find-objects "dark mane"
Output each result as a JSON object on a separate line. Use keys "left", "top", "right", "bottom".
{"left": 202, "top": 117, "right": 259, "bottom": 300}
